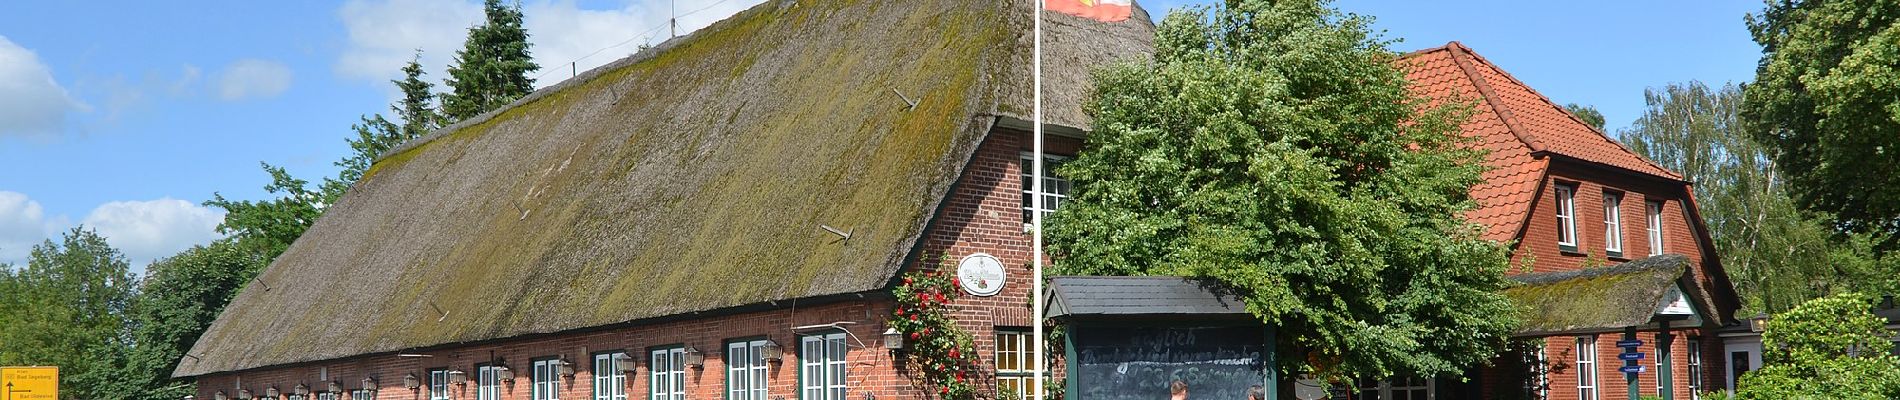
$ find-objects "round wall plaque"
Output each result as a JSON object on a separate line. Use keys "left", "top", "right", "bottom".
{"left": 955, "top": 253, "right": 1007, "bottom": 297}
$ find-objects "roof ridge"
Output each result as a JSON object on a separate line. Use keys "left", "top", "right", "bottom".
{"left": 1449, "top": 44, "right": 1684, "bottom": 180}
{"left": 1444, "top": 42, "right": 1546, "bottom": 153}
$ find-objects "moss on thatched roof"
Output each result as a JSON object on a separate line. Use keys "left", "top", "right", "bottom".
{"left": 176, "top": 0, "right": 1152, "bottom": 377}
{"left": 1502, "top": 254, "right": 1701, "bottom": 337}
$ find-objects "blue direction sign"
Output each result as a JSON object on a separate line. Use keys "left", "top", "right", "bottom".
{"left": 1619, "top": 365, "right": 1648, "bottom": 374}
{"left": 1618, "top": 352, "right": 1646, "bottom": 361}
{"left": 1615, "top": 339, "right": 1644, "bottom": 348}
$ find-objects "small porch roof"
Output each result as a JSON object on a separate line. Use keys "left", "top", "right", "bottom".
{"left": 1503, "top": 254, "right": 1711, "bottom": 337}
{"left": 1045, "top": 276, "right": 1253, "bottom": 321}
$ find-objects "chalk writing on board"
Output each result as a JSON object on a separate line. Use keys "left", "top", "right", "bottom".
{"left": 1069, "top": 326, "right": 1265, "bottom": 400}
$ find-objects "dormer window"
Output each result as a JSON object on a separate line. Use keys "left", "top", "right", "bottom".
{"left": 1555, "top": 184, "right": 1577, "bottom": 252}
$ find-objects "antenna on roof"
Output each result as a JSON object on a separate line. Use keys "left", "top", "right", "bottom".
{"left": 819, "top": 224, "right": 853, "bottom": 242}
{"left": 430, "top": 301, "right": 450, "bottom": 322}
{"left": 888, "top": 87, "right": 918, "bottom": 110}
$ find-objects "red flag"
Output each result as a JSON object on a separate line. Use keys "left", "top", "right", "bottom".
{"left": 1045, "top": 0, "right": 1132, "bottom": 22}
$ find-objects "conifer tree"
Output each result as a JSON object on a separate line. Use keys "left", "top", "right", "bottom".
{"left": 441, "top": 0, "right": 539, "bottom": 122}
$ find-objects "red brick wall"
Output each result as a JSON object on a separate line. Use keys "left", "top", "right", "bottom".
{"left": 192, "top": 127, "right": 1064, "bottom": 400}
{"left": 1502, "top": 160, "right": 1729, "bottom": 400}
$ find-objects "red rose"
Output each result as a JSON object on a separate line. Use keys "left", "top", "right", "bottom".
{"left": 948, "top": 349, "right": 960, "bottom": 358}
{"left": 904, "top": 277, "right": 913, "bottom": 285}
{"left": 922, "top": 327, "right": 932, "bottom": 335}
{"left": 918, "top": 293, "right": 930, "bottom": 302}
{"left": 940, "top": 387, "right": 949, "bottom": 395}
{"left": 935, "top": 293, "right": 947, "bottom": 303}
{"left": 895, "top": 308, "right": 904, "bottom": 316}
{"left": 909, "top": 314, "right": 918, "bottom": 321}
{"left": 910, "top": 332, "right": 921, "bottom": 340}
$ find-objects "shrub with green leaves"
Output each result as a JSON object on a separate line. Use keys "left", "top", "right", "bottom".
{"left": 1736, "top": 293, "right": 1900, "bottom": 399}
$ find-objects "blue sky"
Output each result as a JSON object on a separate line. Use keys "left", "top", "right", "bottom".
{"left": 0, "top": 0, "right": 1762, "bottom": 271}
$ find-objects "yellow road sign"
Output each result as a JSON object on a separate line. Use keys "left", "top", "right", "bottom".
{"left": 0, "top": 366, "right": 58, "bottom": 400}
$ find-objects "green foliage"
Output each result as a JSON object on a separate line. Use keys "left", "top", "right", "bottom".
{"left": 888, "top": 270, "right": 979, "bottom": 399}
{"left": 1045, "top": 0, "right": 1519, "bottom": 380}
{"left": 331, "top": 55, "right": 441, "bottom": 193}
{"left": 108, "top": 240, "right": 266, "bottom": 399}
{"left": 1736, "top": 293, "right": 1900, "bottom": 399}
{"left": 442, "top": 0, "right": 540, "bottom": 122}
{"left": 0, "top": 228, "right": 138, "bottom": 400}
{"left": 1742, "top": 0, "right": 1900, "bottom": 242}
{"left": 1564, "top": 103, "right": 1607, "bottom": 132}
{"left": 1617, "top": 81, "right": 1900, "bottom": 314}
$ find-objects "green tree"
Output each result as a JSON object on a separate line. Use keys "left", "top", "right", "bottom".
{"left": 1618, "top": 82, "right": 1899, "bottom": 314}
{"left": 108, "top": 240, "right": 267, "bottom": 400}
{"left": 0, "top": 228, "right": 138, "bottom": 400}
{"left": 1046, "top": 0, "right": 1519, "bottom": 382}
{"left": 1736, "top": 293, "right": 1900, "bottom": 399}
{"left": 326, "top": 55, "right": 442, "bottom": 197}
{"left": 1564, "top": 103, "right": 1606, "bottom": 132}
{"left": 1742, "top": 0, "right": 1900, "bottom": 241}
{"left": 441, "top": 0, "right": 539, "bottom": 122}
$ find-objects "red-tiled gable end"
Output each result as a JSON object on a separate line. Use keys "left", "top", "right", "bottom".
{"left": 1400, "top": 41, "right": 1679, "bottom": 243}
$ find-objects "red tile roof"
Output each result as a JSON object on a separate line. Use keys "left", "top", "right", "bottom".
{"left": 1401, "top": 42, "right": 1680, "bottom": 242}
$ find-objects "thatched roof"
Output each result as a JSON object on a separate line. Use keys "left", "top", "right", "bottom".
{"left": 1502, "top": 254, "right": 1710, "bottom": 337}
{"left": 176, "top": 0, "right": 1152, "bottom": 378}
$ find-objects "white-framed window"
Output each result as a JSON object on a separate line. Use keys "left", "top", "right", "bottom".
{"left": 533, "top": 358, "right": 563, "bottom": 400}
{"left": 429, "top": 369, "right": 451, "bottom": 400}
{"left": 478, "top": 364, "right": 502, "bottom": 400}
{"left": 1688, "top": 336, "right": 1703, "bottom": 400}
{"left": 288, "top": 395, "right": 308, "bottom": 400}
{"left": 1355, "top": 377, "right": 1433, "bottom": 400}
{"left": 728, "top": 339, "right": 771, "bottom": 400}
{"left": 1019, "top": 153, "right": 1071, "bottom": 228}
{"left": 1520, "top": 339, "right": 1549, "bottom": 400}
{"left": 1647, "top": 201, "right": 1665, "bottom": 256}
{"left": 650, "top": 347, "right": 686, "bottom": 400}
{"left": 593, "top": 352, "right": 629, "bottom": 400}
{"left": 1555, "top": 184, "right": 1578, "bottom": 251}
{"left": 801, "top": 332, "right": 848, "bottom": 400}
{"left": 349, "top": 389, "right": 376, "bottom": 400}
{"left": 1603, "top": 192, "right": 1624, "bottom": 256}
{"left": 316, "top": 393, "right": 338, "bottom": 400}
{"left": 1577, "top": 336, "right": 1599, "bottom": 400}
{"left": 996, "top": 330, "right": 1044, "bottom": 400}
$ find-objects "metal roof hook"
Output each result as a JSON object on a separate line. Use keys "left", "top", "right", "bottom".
{"left": 820, "top": 224, "right": 853, "bottom": 242}
{"left": 888, "top": 87, "right": 917, "bottom": 110}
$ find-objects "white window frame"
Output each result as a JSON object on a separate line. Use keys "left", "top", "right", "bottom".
{"left": 1019, "top": 153, "right": 1072, "bottom": 230}
{"left": 728, "top": 339, "right": 771, "bottom": 400}
{"left": 1556, "top": 184, "right": 1578, "bottom": 250}
{"left": 995, "top": 330, "right": 1044, "bottom": 400}
{"left": 428, "top": 369, "right": 451, "bottom": 400}
{"left": 1647, "top": 201, "right": 1665, "bottom": 256}
{"left": 801, "top": 332, "right": 849, "bottom": 400}
{"left": 1688, "top": 336, "right": 1703, "bottom": 400}
{"left": 1577, "top": 336, "right": 1599, "bottom": 400}
{"left": 1603, "top": 192, "right": 1624, "bottom": 255}
{"left": 478, "top": 364, "right": 502, "bottom": 400}
{"left": 533, "top": 358, "right": 563, "bottom": 400}
{"left": 1522, "top": 340, "right": 1548, "bottom": 400}
{"left": 316, "top": 393, "right": 338, "bottom": 400}
{"left": 1355, "top": 377, "right": 1434, "bottom": 400}
{"left": 650, "top": 347, "right": 686, "bottom": 400}
{"left": 593, "top": 352, "right": 629, "bottom": 400}
{"left": 349, "top": 389, "right": 376, "bottom": 400}
{"left": 288, "top": 395, "right": 308, "bottom": 400}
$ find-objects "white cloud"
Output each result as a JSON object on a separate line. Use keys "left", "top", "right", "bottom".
{"left": 0, "top": 36, "right": 85, "bottom": 137}
{"left": 215, "top": 59, "right": 294, "bottom": 101}
{"left": 79, "top": 198, "right": 224, "bottom": 269}
{"left": 0, "top": 191, "right": 55, "bottom": 265}
{"left": 336, "top": 0, "right": 764, "bottom": 91}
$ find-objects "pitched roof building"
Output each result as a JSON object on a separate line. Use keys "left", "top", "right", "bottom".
{"left": 176, "top": 3, "right": 1740, "bottom": 400}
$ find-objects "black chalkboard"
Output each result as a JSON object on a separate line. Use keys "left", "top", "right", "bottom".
{"left": 1069, "top": 325, "right": 1266, "bottom": 400}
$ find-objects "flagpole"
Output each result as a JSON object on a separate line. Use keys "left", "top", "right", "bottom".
{"left": 1031, "top": 0, "right": 1047, "bottom": 398}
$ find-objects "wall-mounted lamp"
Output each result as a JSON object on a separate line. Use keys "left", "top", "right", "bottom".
{"left": 403, "top": 373, "right": 421, "bottom": 389}
{"left": 293, "top": 383, "right": 310, "bottom": 395}
{"left": 448, "top": 369, "right": 468, "bottom": 385}
{"left": 326, "top": 381, "right": 342, "bottom": 393}
{"left": 882, "top": 328, "right": 904, "bottom": 350}
{"left": 265, "top": 386, "right": 280, "bottom": 398}
{"left": 362, "top": 377, "right": 378, "bottom": 391}
{"left": 613, "top": 353, "right": 637, "bottom": 373}
{"left": 213, "top": 391, "right": 228, "bottom": 400}
{"left": 683, "top": 347, "right": 705, "bottom": 368}
{"left": 760, "top": 340, "right": 784, "bottom": 363}
{"left": 1749, "top": 313, "right": 1770, "bottom": 333}
{"left": 495, "top": 366, "right": 515, "bottom": 382}
{"left": 558, "top": 358, "right": 577, "bottom": 377}
{"left": 235, "top": 389, "right": 252, "bottom": 400}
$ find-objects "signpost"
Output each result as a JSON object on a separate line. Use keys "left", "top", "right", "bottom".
{"left": 1618, "top": 365, "right": 1648, "bottom": 374}
{"left": 1618, "top": 352, "right": 1645, "bottom": 361}
{"left": 0, "top": 366, "right": 58, "bottom": 400}
{"left": 1615, "top": 339, "right": 1644, "bottom": 348}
